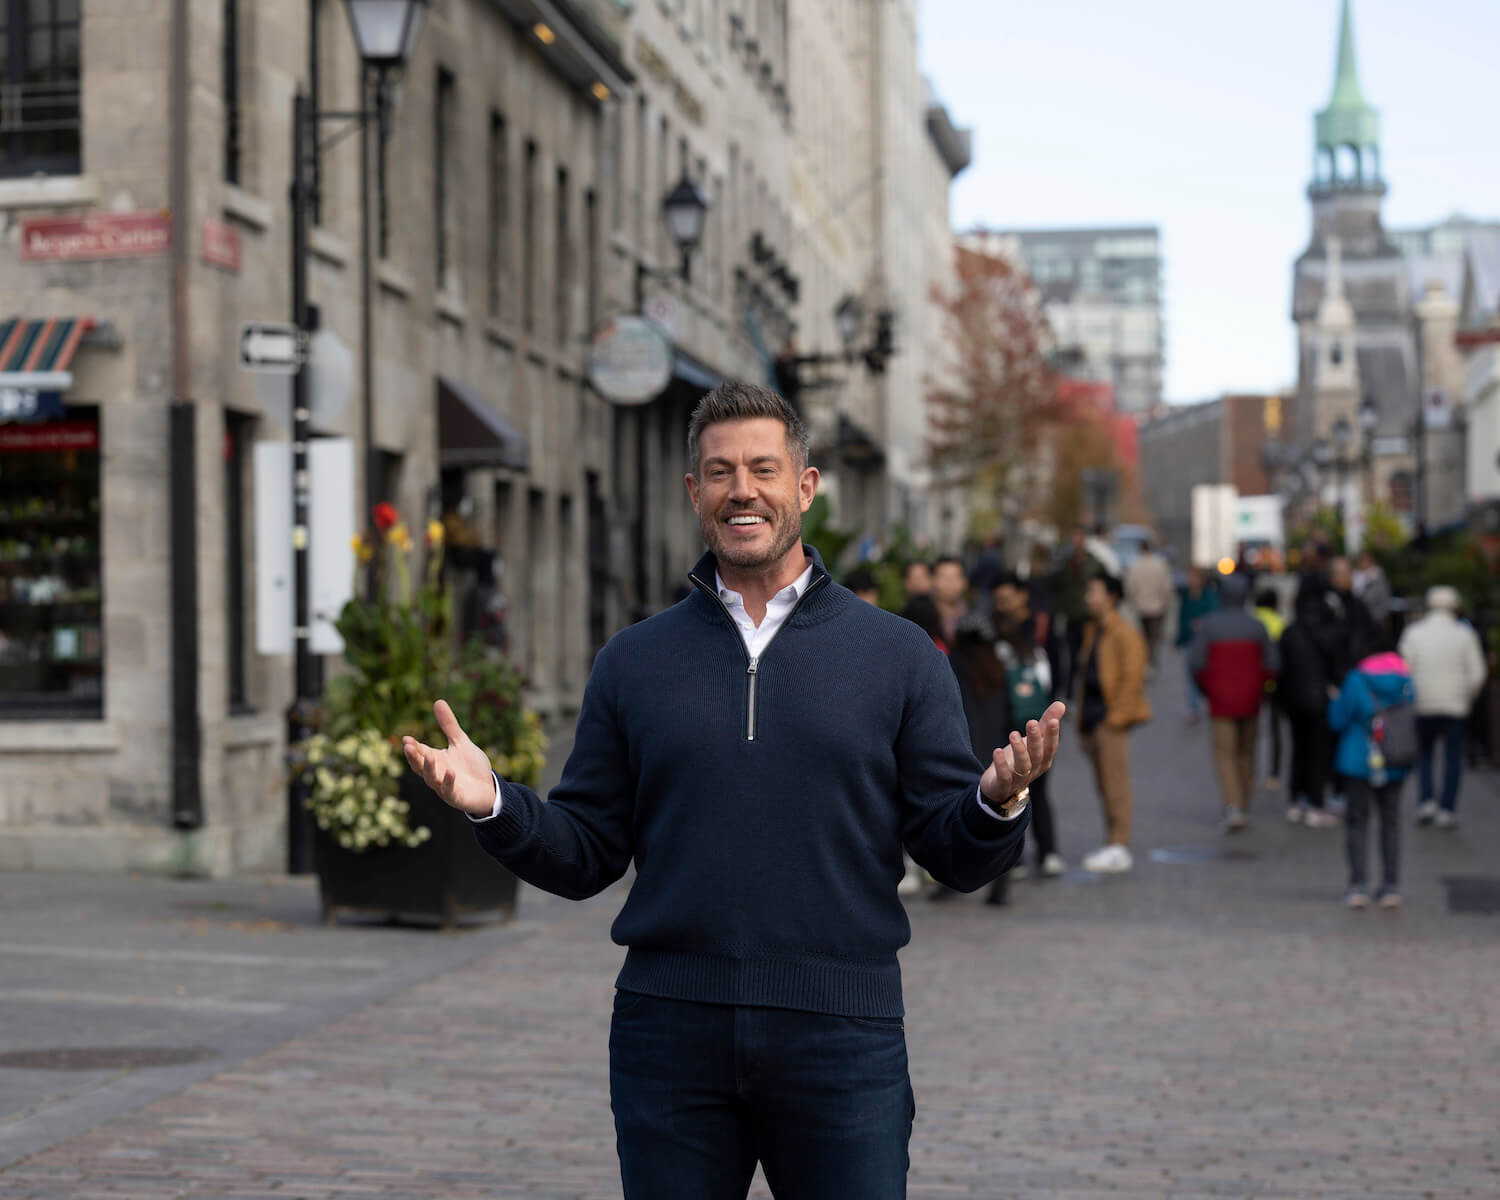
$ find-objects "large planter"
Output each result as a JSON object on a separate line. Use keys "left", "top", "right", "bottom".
{"left": 312, "top": 774, "right": 519, "bottom": 929}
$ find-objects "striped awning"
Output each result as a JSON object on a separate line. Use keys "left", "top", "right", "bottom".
{"left": 0, "top": 317, "right": 95, "bottom": 391}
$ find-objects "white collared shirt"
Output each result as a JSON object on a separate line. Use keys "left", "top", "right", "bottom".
{"left": 473, "top": 558, "right": 1025, "bottom": 824}
{"left": 714, "top": 561, "right": 815, "bottom": 659}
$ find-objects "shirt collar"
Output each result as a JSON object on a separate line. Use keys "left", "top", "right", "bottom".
{"left": 716, "top": 560, "right": 815, "bottom": 607}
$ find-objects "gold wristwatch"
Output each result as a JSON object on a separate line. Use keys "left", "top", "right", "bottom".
{"left": 997, "top": 785, "right": 1030, "bottom": 820}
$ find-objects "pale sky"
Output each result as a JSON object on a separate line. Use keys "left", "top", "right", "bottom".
{"left": 917, "top": 0, "right": 1500, "bottom": 404}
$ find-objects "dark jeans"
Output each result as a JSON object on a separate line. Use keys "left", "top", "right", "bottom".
{"left": 1141, "top": 614, "right": 1165, "bottom": 667}
{"left": 610, "top": 991, "right": 914, "bottom": 1200}
{"left": 1416, "top": 715, "right": 1466, "bottom": 813}
{"left": 1288, "top": 711, "right": 1333, "bottom": 810}
{"left": 1027, "top": 770, "right": 1056, "bottom": 862}
{"left": 1063, "top": 619, "right": 1086, "bottom": 701}
{"left": 1345, "top": 778, "right": 1402, "bottom": 891}
{"left": 1263, "top": 700, "right": 1284, "bottom": 780}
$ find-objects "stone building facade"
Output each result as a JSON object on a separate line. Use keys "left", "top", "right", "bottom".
{"left": 0, "top": 0, "right": 961, "bottom": 875}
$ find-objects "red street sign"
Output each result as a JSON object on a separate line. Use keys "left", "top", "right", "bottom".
{"left": 201, "top": 219, "right": 242, "bottom": 273}
{"left": 20, "top": 211, "right": 172, "bottom": 262}
{"left": 1456, "top": 327, "right": 1500, "bottom": 349}
{"left": 0, "top": 421, "right": 99, "bottom": 453}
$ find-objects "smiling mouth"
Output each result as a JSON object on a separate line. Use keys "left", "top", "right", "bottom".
{"left": 724, "top": 514, "right": 769, "bottom": 528}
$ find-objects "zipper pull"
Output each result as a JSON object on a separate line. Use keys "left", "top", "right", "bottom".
{"left": 747, "top": 657, "right": 759, "bottom": 675}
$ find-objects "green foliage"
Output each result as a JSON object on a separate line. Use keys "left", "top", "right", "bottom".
{"left": 801, "top": 493, "right": 857, "bottom": 575}
{"left": 296, "top": 515, "right": 547, "bottom": 853}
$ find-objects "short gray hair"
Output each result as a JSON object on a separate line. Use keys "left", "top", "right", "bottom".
{"left": 687, "top": 382, "right": 809, "bottom": 473}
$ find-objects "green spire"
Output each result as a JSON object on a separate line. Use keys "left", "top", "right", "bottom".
{"left": 1327, "top": 0, "right": 1368, "bottom": 110}
{"left": 1314, "top": 0, "right": 1380, "bottom": 182}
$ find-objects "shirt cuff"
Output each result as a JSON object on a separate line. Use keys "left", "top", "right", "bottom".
{"left": 976, "top": 782, "right": 1028, "bottom": 822}
{"left": 466, "top": 772, "right": 505, "bottom": 823}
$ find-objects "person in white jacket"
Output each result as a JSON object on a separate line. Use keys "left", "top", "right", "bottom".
{"left": 1397, "top": 586, "right": 1488, "bottom": 828}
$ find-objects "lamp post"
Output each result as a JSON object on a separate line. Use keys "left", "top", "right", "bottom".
{"left": 630, "top": 177, "right": 711, "bottom": 615}
{"left": 286, "top": 0, "right": 427, "bottom": 874}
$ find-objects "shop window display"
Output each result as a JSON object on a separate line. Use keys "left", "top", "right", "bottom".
{"left": 0, "top": 408, "right": 102, "bottom": 717}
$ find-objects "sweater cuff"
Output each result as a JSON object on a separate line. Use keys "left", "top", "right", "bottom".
{"left": 470, "top": 771, "right": 531, "bottom": 851}
{"left": 961, "top": 785, "right": 1028, "bottom": 841}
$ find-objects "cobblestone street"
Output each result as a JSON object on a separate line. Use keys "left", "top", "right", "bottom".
{"left": 2, "top": 663, "right": 1498, "bottom": 1198}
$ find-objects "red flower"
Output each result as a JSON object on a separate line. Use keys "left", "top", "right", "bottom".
{"left": 372, "top": 502, "right": 398, "bottom": 532}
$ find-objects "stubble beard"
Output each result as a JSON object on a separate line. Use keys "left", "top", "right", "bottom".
{"left": 703, "top": 502, "right": 804, "bottom": 572}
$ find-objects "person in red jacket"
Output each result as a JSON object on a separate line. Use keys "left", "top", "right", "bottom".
{"left": 1190, "top": 572, "right": 1278, "bottom": 831}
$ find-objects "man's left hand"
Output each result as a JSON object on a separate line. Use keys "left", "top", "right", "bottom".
{"left": 980, "top": 701, "right": 1067, "bottom": 806}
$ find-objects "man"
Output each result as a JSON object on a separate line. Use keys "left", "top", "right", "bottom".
{"left": 1353, "top": 549, "right": 1392, "bottom": 631}
{"left": 1399, "top": 585, "right": 1487, "bottom": 829}
{"left": 846, "top": 565, "right": 881, "bottom": 607}
{"left": 932, "top": 554, "right": 969, "bottom": 646}
{"left": 1124, "top": 534, "right": 1174, "bottom": 671}
{"left": 1077, "top": 574, "right": 1151, "bottom": 873}
{"left": 1278, "top": 580, "right": 1342, "bottom": 829}
{"left": 994, "top": 574, "right": 1064, "bottom": 876}
{"left": 902, "top": 559, "right": 933, "bottom": 601}
{"left": 1190, "top": 573, "right": 1277, "bottom": 832}
{"left": 1175, "top": 567, "right": 1219, "bottom": 724}
{"left": 1056, "top": 528, "right": 1102, "bottom": 700}
{"left": 402, "top": 382, "right": 1064, "bottom": 1198}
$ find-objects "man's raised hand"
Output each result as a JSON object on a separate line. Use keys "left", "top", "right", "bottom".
{"left": 402, "top": 700, "right": 497, "bottom": 818}
{"left": 979, "top": 700, "right": 1066, "bottom": 806}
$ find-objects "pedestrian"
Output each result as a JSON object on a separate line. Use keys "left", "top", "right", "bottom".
{"left": 932, "top": 605, "right": 1023, "bottom": 907}
{"left": 846, "top": 565, "right": 882, "bottom": 607}
{"left": 1176, "top": 566, "right": 1219, "bottom": 724}
{"left": 1124, "top": 533, "right": 1174, "bottom": 673}
{"left": 1056, "top": 527, "right": 1102, "bottom": 701}
{"left": 1278, "top": 580, "right": 1342, "bottom": 828}
{"left": 1398, "top": 585, "right": 1487, "bottom": 829}
{"left": 1252, "top": 587, "right": 1288, "bottom": 792}
{"left": 994, "top": 574, "right": 1065, "bottom": 877}
{"left": 401, "top": 382, "right": 1064, "bottom": 1198}
{"left": 1190, "top": 573, "right": 1277, "bottom": 832}
{"left": 899, "top": 593, "right": 948, "bottom": 655}
{"left": 1077, "top": 573, "right": 1151, "bottom": 874}
{"left": 1328, "top": 633, "right": 1416, "bottom": 909}
{"left": 902, "top": 559, "right": 933, "bottom": 602}
{"left": 1353, "top": 549, "right": 1392, "bottom": 631}
{"left": 932, "top": 555, "right": 969, "bottom": 646}
{"left": 1326, "top": 556, "right": 1380, "bottom": 684}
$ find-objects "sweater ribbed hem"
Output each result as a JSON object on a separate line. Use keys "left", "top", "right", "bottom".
{"left": 616, "top": 948, "right": 904, "bottom": 1019}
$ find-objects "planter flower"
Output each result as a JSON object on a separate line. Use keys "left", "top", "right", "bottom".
{"left": 293, "top": 505, "right": 545, "bottom": 926}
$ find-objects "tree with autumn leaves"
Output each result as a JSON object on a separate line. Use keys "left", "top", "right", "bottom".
{"left": 926, "top": 244, "right": 1143, "bottom": 540}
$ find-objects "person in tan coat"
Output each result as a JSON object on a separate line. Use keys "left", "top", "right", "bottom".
{"left": 1076, "top": 574, "right": 1151, "bottom": 873}
{"left": 1124, "top": 536, "right": 1174, "bottom": 671}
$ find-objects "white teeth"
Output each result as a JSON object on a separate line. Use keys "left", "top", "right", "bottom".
{"left": 727, "top": 516, "right": 765, "bottom": 525}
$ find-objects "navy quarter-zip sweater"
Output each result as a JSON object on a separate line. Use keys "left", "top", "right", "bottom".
{"left": 474, "top": 547, "right": 1028, "bottom": 1017}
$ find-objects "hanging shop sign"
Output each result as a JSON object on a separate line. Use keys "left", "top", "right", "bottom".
{"left": 20, "top": 210, "right": 173, "bottom": 262}
{"left": 587, "top": 316, "right": 673, "bottom": 406}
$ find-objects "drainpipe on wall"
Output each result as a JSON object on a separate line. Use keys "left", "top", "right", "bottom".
{"left": 168, "top": 0, "right": 204, "bottom": 840}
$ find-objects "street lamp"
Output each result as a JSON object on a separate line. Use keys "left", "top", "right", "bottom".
{"left": 286, "top": 0, "right": 428, "bottom": 874}
{"left": 834, "top": 293, "right": 864, "bottom": 355}
{"left": 635, "top": 174, "right": 711, "bottom": 310}
{"left": 343, "top": 0, "right": 427, "bottom": 67}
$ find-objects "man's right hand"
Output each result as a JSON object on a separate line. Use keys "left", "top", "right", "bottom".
{"left": 402, "top": 700, "right": 497, "bottom": 818}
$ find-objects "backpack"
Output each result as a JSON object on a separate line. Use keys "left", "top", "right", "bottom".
{"left": 999, "top": 642, "right": 1052, "bottom": 726}
{"left": 1372, "top": 700, "right": 1419, "bottom": 768}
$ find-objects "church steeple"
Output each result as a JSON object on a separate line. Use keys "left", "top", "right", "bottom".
{"left": 1312, "top": 0, "right": 1381, "bottom": 193}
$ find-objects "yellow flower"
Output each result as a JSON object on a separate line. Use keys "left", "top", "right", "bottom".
{"left": 350, "top": 534, "right": 374, "bottom": 563}
{"left": 426, "top": 519, "right": 445, "bottom": 547}
{"left": 387, "top": 523, "right": 413, "bottom": 551}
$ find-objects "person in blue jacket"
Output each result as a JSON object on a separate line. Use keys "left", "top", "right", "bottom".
{"left": 1327, "top": 635, "right": 1416, "bottom": 910}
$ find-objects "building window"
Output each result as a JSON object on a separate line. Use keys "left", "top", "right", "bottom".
{"left": 434, "top": 67, "right": 456, "bottom": 291}
{"left": 585, "top": 187, "right": 599, "bottom": 331}
{"left": 487, "top": 110, "right": 509, "bottom": 320}
{"left": 0, "top": 406, "right": 103, "bottom": 718}
{"left": 634, "top": 97, "right": 648, "bottom": 249}
{"left": 224, "top": 411, "right": 254, "bottom": 713}
{"left": 522, "top": 138, "right": 537, "bottom": 335}
{"left": 223, "top": 0, "right": 240, "bottom": 184}
{"left": 1, "top": 0, "right": 83, "bottom": 179}
{"left": 555, "top": 166, "right": 571, "bottom": 345}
